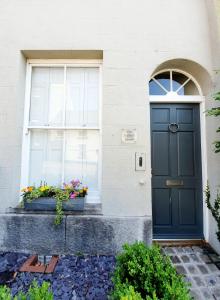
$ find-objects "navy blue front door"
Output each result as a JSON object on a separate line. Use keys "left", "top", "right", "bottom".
{"left": 151, "top": 104, "right": 203, "bottom": 239}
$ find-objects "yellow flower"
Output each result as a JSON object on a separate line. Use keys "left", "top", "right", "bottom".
{"left": 21, "top": 186, "right": 33, "bottom": 193}
{"left": 39, "top": 185, "right": 50, "bottom": 192}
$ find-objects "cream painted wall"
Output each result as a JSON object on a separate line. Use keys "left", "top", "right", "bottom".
{"left": 204, "top": 0, "right": 220, "bottom": 253}
{"left": 0, "top": 0, "right": 218, "bottom": 244}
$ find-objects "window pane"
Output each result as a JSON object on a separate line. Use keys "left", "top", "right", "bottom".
{"left": 64, "top": 130, "right": 83, "bottom": 184}
{"left": 29, "top": 67, "right": 64, "bottom": 126}
{"left": 64, "top": 130, "right": 99, "bottom": 191}
{"left": 149, "top": 80, "right": 167, "bottom": 95}
{"left": 84, "top": 68, "right": 99, "bottom": 127}
{"left": 66, "top": 68, "right": 99, "bottom": 127}
{"left": 29, "top": 130, "right": 63, "bottom": 186}
{"left": 177, "top": 79, "right": 199, "bottom": 95}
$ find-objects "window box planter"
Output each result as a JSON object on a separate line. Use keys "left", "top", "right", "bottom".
{"left": 24, "top": 196, "right": 85, "bottom": 211}
{"left": 21, "top": 180, "right": 88, "bottom": 224}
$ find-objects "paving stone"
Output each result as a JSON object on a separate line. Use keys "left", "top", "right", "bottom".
{"left": 181, "top": 255, "right": 190, "bottom": 263}
{"left": 163, "top": 247, "right": 175, "bottom": 255}
{"left": 175, "top": 247, "right": 185, "bottom": 254}
{"left": 204, "top": 275, "right": 219, "bottom": 287}
{"left": 200, "top": 288, "right": 214, "bottom": 299}
{"left": 193, "top": 276, "right": 206, "bottom": 287}
{"left": 192, "top": 246, "right": 204, "bottom": 254}
{"left": 212, "top": 286, "right": 220, "bottom": 299}
{"left": 164, "top": 245, "right": 220, "bottom": 299}
{"left": 184, "top": 247, "right": 194, "bottom": 254}
{"left": 198, "top": 264, "right": 209, "bottom": 274}
{"left": 200, "top": 254, "right": 212, "bottom": 263}
{"left": 190, "top": 288, "right": 204, "bottom": 300}
{"left": 187, "top": 265, "right": 199, "bottom": 275}
{"left": 170, "top": 255, "right": 181, "bottom": 264}
{"left": 190, "top": 254, "right": 201, "bottom": 263}
{"left": 175, "top": 265, "right": 187, "bottom": 275}
{"left": 210, "top": 254, "right": 220, "bottom": 263}
{"left": 208, "top": 264, "right": 219, "bottom": 273}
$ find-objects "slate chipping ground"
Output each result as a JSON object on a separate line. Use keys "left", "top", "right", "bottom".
{"left": 163, "top": 245, "right": 220, "bottom": 300}
{"left": 1, "top": 245, "right": 220, "bottom": 299}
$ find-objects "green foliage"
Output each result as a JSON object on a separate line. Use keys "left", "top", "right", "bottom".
{"left": 206, "top": 92, "right": 220, "bottom": 153}
{"left": 0, "top": 281, "right": 53, "bottom": 300}
{"left": 53, "top": 188, "right": 69, "bottom": 225}
{"left": 205, "top": 183, "right": 220, "bottom": 242}
{"left": 115, "top": 285, "right": 142, "bottom": 300}
{"left": 0, "top": 285, "right": 11, "bottom": 300}
{"left": 110, "top": 242, "right": 191, "bottom": 300}
{"left": 26, "top": 280, "right": 53, "bottom": 300}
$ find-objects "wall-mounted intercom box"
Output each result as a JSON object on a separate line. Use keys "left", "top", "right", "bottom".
{"left": 135, "top": 152, "right": 146, "bottom": 171}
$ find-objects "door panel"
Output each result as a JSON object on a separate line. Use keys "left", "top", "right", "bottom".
{"left": 153, "top": 189, "right": 171, "bottom": 226}
{"left": 178, "top": 189, "right": 196, "bottom": 225}
{"left": 177, "top": 132, "right": 195, "bottom": 176}
{"left": 152, "top": 132, "right": 170, "bottom": 176}
{"left": 151, "top": 104, "right": 203, "bottom": 238}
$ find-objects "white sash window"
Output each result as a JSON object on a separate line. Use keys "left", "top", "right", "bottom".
{"left": 21, "top": 62, "right": 101, "bottom": 202}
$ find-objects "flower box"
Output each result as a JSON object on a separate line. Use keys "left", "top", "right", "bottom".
{"left": 24, "top": 196, "right": 85, "bottom": 211}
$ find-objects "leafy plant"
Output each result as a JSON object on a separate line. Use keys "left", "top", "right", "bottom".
{"left": 21, "top": 179, "right": 88, "bottom": 225}
{"left": 205, "top": 91, "right": 220, "bottom": 242}
{"left": 0, "top": 281, "right": 53, "bottom": 300}
{"left": 26, "top": 280, "right": 53, "bottom": 300}
{"left": 0, "top": 285, "right": 11, "bottom": 300}
{"left": 110, "top": 242, "right": 191, "bottom": 300}
{"left": 205, "top": 183, "right": 220, "bottom": 242}
{"left": 112, "top": 285, "right": 142, "bottom": 300}
{"left": 206, "top": 91, "right": 220, "bottom": 153}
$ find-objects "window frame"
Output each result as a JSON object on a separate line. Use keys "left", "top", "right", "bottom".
{"left": 149, "top": 68, "right": 203, "bottom": 102}
{"left": 20, "top": 59, "right": 102, "bottom": 203}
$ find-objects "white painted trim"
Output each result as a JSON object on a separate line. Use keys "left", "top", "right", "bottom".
{"left": 150, "top": 95, "right": 203, "bottom": 103}
{"left": 20, "top": 60, "right": 102, "bottom": 204}
{"left": 27, "top": 126, "right": 100, "bottom": 130}
{"left": 200, "top": 100, "right": 209, "bottom": 242}
{"left": 27, "top": 59, "right": 102, "bottom": 66}
{"left": 20, "top": 63, "right": 32, "bottom": 200}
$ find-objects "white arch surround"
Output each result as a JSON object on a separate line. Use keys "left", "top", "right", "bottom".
{"left": 149, "top": 67, "right": 209, "bottom": 242}
{"left": 149, "top": 68, "right": 204, "bottom": 103}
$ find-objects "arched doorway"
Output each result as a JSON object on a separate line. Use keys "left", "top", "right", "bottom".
{"left": 149, "top": 69, "right": 204, "bottom": 239}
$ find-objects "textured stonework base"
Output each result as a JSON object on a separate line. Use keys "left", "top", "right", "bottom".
{"left": 0, "top": 214, "right": 152, "bottom": 255}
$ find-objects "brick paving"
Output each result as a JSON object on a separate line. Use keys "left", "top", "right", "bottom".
{"left": 162, "top": 245, "right": 220, "bottom": 300}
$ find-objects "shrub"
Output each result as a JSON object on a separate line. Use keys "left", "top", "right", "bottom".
{"left": 0, "top": 286, "right": 11, "bottom": 300}
{"left": 110, "top": 242, "right": 191, "bottom": 300}
{"left": 0, "top": 280, "right": 53, "bottom": 300}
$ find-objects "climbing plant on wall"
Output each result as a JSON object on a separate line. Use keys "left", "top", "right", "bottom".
{"left": 206, "top": 91, "right": 220, "bottom": 153}
{"left": 206, "top": 92, "right": 220, "bottom": 242}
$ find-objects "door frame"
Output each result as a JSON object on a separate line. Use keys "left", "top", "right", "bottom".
{"left": 149, "top": 96, "right": 208, "bottom": 241}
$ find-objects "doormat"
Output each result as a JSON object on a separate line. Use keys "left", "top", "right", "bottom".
{"left": 19, "top": 255, "right": 58, "bottom": 273}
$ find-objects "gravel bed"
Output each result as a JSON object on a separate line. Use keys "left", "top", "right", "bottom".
{"left": 0, "top": 252, "right": 116, "bottom": 300}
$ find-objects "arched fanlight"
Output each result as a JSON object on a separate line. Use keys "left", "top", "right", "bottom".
{"left": 149, "top": 69, "right": 201, "bottom": 96}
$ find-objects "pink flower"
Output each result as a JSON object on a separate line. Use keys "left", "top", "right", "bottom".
{"left": 70, "top": 192, "right": 76, "bottom": 199}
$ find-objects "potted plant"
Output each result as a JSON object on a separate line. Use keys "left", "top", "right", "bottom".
{"left": 21, "top": 179, "right": 88, "bottom": 225}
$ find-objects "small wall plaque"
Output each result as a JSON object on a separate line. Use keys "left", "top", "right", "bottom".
{"left": 121, "top": 129, "right": 137, "bottom": 144}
